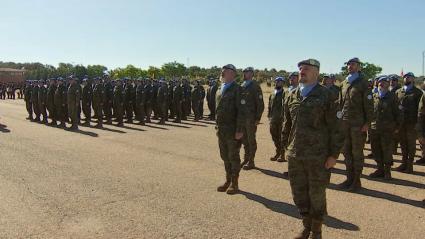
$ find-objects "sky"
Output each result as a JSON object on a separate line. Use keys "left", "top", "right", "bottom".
{"left": 1, "top": 0, "right": 424, "bottom": 75}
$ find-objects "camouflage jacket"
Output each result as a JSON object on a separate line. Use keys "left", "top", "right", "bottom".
{"left": 240, "top": 80, "right": 264, "bottom": 123}
{"left": 267, "top": 89, "right": 285, "bottom": 123}
{"left": 283, "top": 84, "right": 343, "bottom": 160}
{"left": 215, "top": 81, "right": 245, "bottom": 133}
{"left": 339, "top": 73, "right": 374, "bottom": 127}
{"left": 395, "top": 86, "right": 423, "bottom": 125}
{"left": 371, "top": 91, "right": 401, "bottom": 131}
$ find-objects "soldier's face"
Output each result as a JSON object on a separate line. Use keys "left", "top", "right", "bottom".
{"left": 289, "top": 76, "right": 298, "bottom": 85}
{"left": 378, "top": 81, "right": 389, "bottom": 91}
{"left": 323, "top": 77, "right": 332, "bottom": 86}
{"left": 390, "top": 80, "right": 398, "bottom": 87}
{"left": 403, "top": 76, "right": 413, "bottom": 85}
{"left": 299, "top": 65, "right": 319, "bottom": 84}
{"left": 243, "top": 71, "right": 253, "bottom": 80}
{"left": 347, "top": 62, "right": 359, "bottom": 73}
{"left": 222, "top": 69, "right": 236, "bottom": 83}
{"left": 275, "top": 81, "right": 283, "bottom": 88}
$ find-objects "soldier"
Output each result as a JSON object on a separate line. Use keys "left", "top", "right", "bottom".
{"left": 81, "top": 78, "right": 93, "bottom": 126}
{"left": 206, "top": 78, "right": 218, "bottom": 120}
{"left": 144, "top": 78, "right": 153, "bottom": 123}
{"left": 182, "top": 79, "right": 192, "bottom": 120}
{"left": 151, "top": 79, "right": 159, "bottom": 120}
{"left": 93, "top": 77, "right": 105, "bottom": 128}
{"left": 282, "top": 59, "right": 342, "bottom": 239}
{"left": 216, "top": 64, "right": 245, "bottom": 195}
{"left": 394, "top": 72, "right": 423, "bottom": 173}
{"left": 157, "top": 79, "right": 169, "bottom": 124}
{"left": 322, "top": 74, "right": 341, "bottom": 104}
{"left": 369, "top": 76, "right": 401, "bottom": 180}
{"left": 38, "top": 80, "right": 48, "bottom": 124}
{"left": 54, "top": 78, "right": 67, "bottom": 128}
{"left": 124, "top": 78, "right": 135, "bottom": 123}
{"left": 46, "top": 78, "right": 57, "bottom": 125}
{"left": 173, "top": 80, "right": 183, "bottom": 123}
{"left": 67, "top": 76, "right": 81, "bottom": 130}
{"left": 191, "top": 80, "right": 204, "bottom": 121}
{"left": 168, "top": 80, "right": 175, "bottom": 119}
{"left": 113, "top": 79, "right": 125, "bottom": 127}
{"left": 268, "top": 76, "right": 286, "bottom": 162}
{"left": 24, "top": 80, "right": 33, "bottom": 120}
{"left": 338, "top": 57, "right": 373, "bottom": 192}
{"left": 416, "top": 93, "right": 425, "bottom": 165}
{"left": 135, "top": 78, "right": 145, "bottom": 125}
{"left": 240, "top": 67, "right": 265, "bottom": 170}
{"left": 389, "top": 74, "right": 401, "bottom": 154}
{"left": 31, "top": 80, "right": 40, "bottom": 122}
{"left": 103, "top": 75, "right": 114, "bottom": 124}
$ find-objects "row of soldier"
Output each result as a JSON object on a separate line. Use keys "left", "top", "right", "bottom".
{"left": 214, "top": 60, "right": 425, "bottom": 238}
{"left": 23, "top": 76, "right": 219, "bottom": 130}
{"left": 0, "top": 83, "right": 24, "bottom": 100}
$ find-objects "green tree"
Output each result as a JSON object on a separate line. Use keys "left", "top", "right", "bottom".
{"left": 161, "top": 61, "right": 186, "bottom": 78}
{"left": 147, "top": 66, "right": 161, "bottom": 79}
{"left": 87, "top": 65, "right": 107, "bottom": 78}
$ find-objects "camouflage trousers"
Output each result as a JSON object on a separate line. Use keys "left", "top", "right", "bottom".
{"left": 342, "top": 122, "right": 367, "bottom": 175}
{"left": 216, "top": 126, "right": 241, "bottom": 176}
{"left": 25, "top": 100, "right": 33, "bottom": 117}
{"left": 241, "top": 121, "right": 258, "bottom": 164}
{"left": 269, "top": 120, "right": 283, "bottom": 156}
{"left": 82, "top": 102, "right": 91, "bottom": 121}
{"left": 114, "top": 103, "right": 124, "bottom": 124}
{"left": 38, "top": 103, "right": 47, "bottom": 121}
{"left": 288, "top": 156, "right": 330, "bottom": 221}
{"left": 68, "top": 103, "right": 79, "bottom": 126}
{"left": 370, "top": 129, "right": 394, "bottom": 168}
{"left": 399, "top": 124, "right": 417, "bottom": 163}
{"left": 32, "top": 101, "right": 40, "bottom": 117}
{"left": 94, "top": 104, "right": 103, "bottom": 124}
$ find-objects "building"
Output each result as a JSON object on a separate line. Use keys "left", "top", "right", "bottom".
{"left": 0, "top": 68, "right": 26, "bottom": 84}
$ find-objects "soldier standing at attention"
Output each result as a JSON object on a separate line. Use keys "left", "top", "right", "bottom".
{"left": 103, "top": 75, "right": 114, "bottom": 124}
{"left": 93, "top": 77, "right": 105, "bottom": 128}
{"left": 282, "top": 59, "right": 342, "bottom": 239}
{"left": 24, "top": 80, "right": 33, "bottom": 121}
{"left": 369, "top": 76, "right": 401, "bottom": 180}
{"left": 31, "top": 80, "right": 41, "bottom": 122}
{"left": 38, "top": 80, "right": 48, "bottom": 124}
{"left": 206, "top": 78, "right": 218, "bottom": 120}
{"left": 113, "top": 79, "right": 125, "bottom": 127}
{"left": 54, "top": 78, "right": 67, "bottom": 128}
{"left": 216, "top": 64, "right": 245, "bottom": 195}
{"left": 240, "top": 67, "right": 264, "bottom": 170}
{"left": 268, "top": 76, "right": 286, "bottom": 162}
{"left": 338, "top": 57, "right": 373, "bottom": 192}
{"left": 81, "top": 78, "right": 93, "bottom": 126}
{"left": 46, "top": 78, "right": 57, "bottom": 126}
{"left": 67, "top": 76, "right": 81, "bottom": 131}
{"left": 394, "top": 72, "right": 423, "bottom": 173}
{"left": 191, "top": 80, "right": 203, "bottom": 121}
{"left": 173, "top": 79, "right": 183, "bottom": 123}
{"left": 157, "top": 79, "right": 169, "bottom": 125}
{"left": 322, "top": 74, "right": 341, "bottom": 104}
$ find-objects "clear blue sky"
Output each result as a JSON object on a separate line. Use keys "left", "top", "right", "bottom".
{"left": 1, "top": 0, "right": 424, "bottom": 75}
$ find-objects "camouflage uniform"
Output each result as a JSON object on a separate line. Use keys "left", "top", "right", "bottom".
{"left": 46, "top": 81, "right": 56, "bottom": 124}
{"left": 93, "top": 81, "right": 105, "bottom": 127}
{"left": 54, "top": 82, "right": 67, "bottom": 127}
{"left": 395, "top": 84, "right": 422, "bottom": 173}
{"left": 157, "top": 81, "right": 169, "bottom": 124}
{"left": 282, "top": 67, "right": 342, "bottom": 238}
{"left": 103, "top": 80, "right": 114, "bottom": 124}
{"left": 240, "top": 79, "right": 264, "bottom": 169}
{"left": 191, "top": 83, "right": 204, "bottom": 121}
{"left": 67, "top": 81, "right": 81, "bottom": 130}
{"left": 124, "top": 82, "right": 135, "bottom": 123}
{"left": 369, "top": 87, "right": 401, "bottom": 179}
{"left": 113, "top": 81, "right": 125, "bottom": 126}
{"left": 135, "top": 80, "right": 146, "bottom": 124}
{"left": 24, "top": 83, "right": 33, "bottom": 120}
{"left": 38, "top": 83, "right": 48, "bottom": 123}
{"left": 215, "top": 74, "right": 245, "bottom": 194}
{"left": 82, "top": 81, "right": 93, "bottom": 125}
{"left": 173, "top": 82, "right": 183, "bottom": 123}
{"left": 206, "top": 81, "right": 218, "bottom": 120}
{"left": 339, "top": 72, "right": 373, "bottom": 190}
{"left": 31, "top": 84, "right": 40, "bottom": 121}
{"left": 268, "top": 87, "right": 285, "bottom": 162}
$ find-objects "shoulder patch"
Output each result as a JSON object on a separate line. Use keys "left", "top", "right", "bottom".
{"left": 367, "top": 95, "right": 372, "bottom": 100}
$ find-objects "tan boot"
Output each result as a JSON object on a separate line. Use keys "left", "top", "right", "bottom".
{"left": 294, "top": 217, "right": 311, "bottom": 239}
{"left": 226, "top": 175, "right": 239, "bottom": 195}
{"left": 217, "top": 174, "right": 231, "bottom": 192}
{"left": 310, "top": 219, "right": 322, "bottom": 239}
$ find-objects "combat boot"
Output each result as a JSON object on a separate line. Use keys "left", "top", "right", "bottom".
{"left": 95, "top": 123, "right": 103, "bottom": 128}
{"left": 106, "top": 119, "right": 112, "bottom": 124}
{"left": 226, "top": 175, "right": 239, "bottom": 195}
{"left": 369, "top": 163, "right": 384, "bottom": 178}
{"left": 68, "top": 124, "right": 78, "bottom": 131}
{"left": 416, "top": 157, "right": 425, "bottom": 165}
{"left": 337, "top": 172, "right": 353, "bottom": 190}
{"left": 395, "top": 156, "right": 407, "bottom": 172}
{"left": 117, "top": 122, "right": 124, "bottom": 127}
{"left": 60, "top": 121, "right": 66, "bottom": 128}
{"left": 347, "top": 172, "right": 362, "bottom": 192}
{"left": 294, "top": 217, "right": 311, "bottom": 239}
{"left": 384, "top": 165, "right": 392, "bottom": 180}
{"left": 82, "top": 121, "right": 90, "bottom": 127}
{"left": 310, "top": 219, "right": 322, "bottom": 239}
{"left": 217, "top": 174, "right": 231, "bottom": 192}
{"left": 243, "top": 161, "right": 255, "bottom": 170}
{"left": 277, "top": 151, "right": 286, "bottom": 162}
{"left": 270, "top": 152, "right": 280, "bottom": 161}
{"left": 403, "top": 160, "right": 413, "bottom": 174}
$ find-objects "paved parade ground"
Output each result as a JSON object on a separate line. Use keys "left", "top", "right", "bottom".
{"left": 0, "top": 99, "right": 424, "bottom": 239}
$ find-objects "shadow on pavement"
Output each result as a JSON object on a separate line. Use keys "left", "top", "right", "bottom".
{"left": 239, "top": 190, "right": 360, "bottom": 231}
{"left": 0, "top": 123, "right": 10, "bottom": 133}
